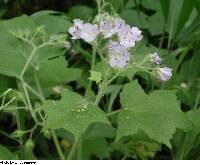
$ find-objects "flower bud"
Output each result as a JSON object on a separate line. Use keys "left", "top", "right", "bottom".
{"left": 156, "top": 67, "right": 172, "bottom": 81}
{"left": 149, "top": 52, "right": 161, "bottom": 65}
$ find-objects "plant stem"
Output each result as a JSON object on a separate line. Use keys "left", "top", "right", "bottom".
{"left": 106, "top": 109, "right": 121, "bottom": 117}
{"left": 77, "top": 136, "right": 82, "bottom": 160}
{"left": 67, "top": 139, "right": 79, "bottom": 160}
{"left": 20, "top": 48, "right": 37, "bottom": 78}
{"left": 0, "top": 97, "right": 16, "bottom": 110}
{"left": 167, "top": 7, "right": 176, "bottom": 49}
{"left": 50, "top": 129, "right": 65, "bottom": 160}
{"left": 67, "top": 136, "right": 83, "bottom": 160}
{"left": 91, "top": 43, "right": 97, "bottom": 70}
{"left": 94, "top": 80, "right": 107, "bottom": 105}
{"left": 21, "top": 80, "right": 43, "bottom": 126}
{"left": 194, "top": 85, "right": 200, "bottom": 111}
{"left": 25, "top": 82, "right": 45, "bottom": 102}
{"left": 94, "top": 71, "right": 121, "bottom": 106}
{"left": 16, "top": 109, "right": 23, "bottom": 149}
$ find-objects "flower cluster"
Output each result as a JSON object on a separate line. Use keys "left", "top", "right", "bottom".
{"left": 148, "top": 52, "right": 172, "bottom": 81}
{"left": 68, "top": 17, "right": 172, "bottom": 81}
{"left": 68, "top": 17, "right": 142, "bottom": 69}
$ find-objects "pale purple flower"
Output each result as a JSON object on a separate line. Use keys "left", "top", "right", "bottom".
{"left": 149, "top": 52, "right": 161, "bottom": 65}
{"left": 108, "top": 41, "right": 130, "bottom": 69}
{"left": 117, "top": 24, "right": 143, "bottom": 48}
{"left": 68, "top": 19, "right": 84, "bottom": 39}
{"left": 117, "top": 25, "right": 135, "bottom": 48}
{"left": 131, "top": 27, "right": 143, "bottom": 41}
{"left": 100, "top": 20, "right": 115, "bottom": 38}
{"left": 156, "top": 67, "right": 172, "bottom": 81}
{"left": 114, "top": 19, "right": 126, "bottom": 33}
{"left": 80, "top": 23, "right": 100, "bottom": 43}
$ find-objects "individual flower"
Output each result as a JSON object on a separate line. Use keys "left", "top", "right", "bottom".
{"left": 68, "top": 19, "right": 84, "bottom": 39}
{"left": 131, "top": 27, "right": 143, "bottom": 42}
{"left": 108, "top": 41, "right": 130, "bottom": 69}
{"left": 114, "top": 19, "right": 126, "bottom": 33}
{"left": 117, "top": 25, "right": 143, "bottom": 48}
{"left": 149, "top": 52, "right": 161, "bottom": 65}
{"left": 156, "top": 67, "right": 172, "bottom": 81}
{"left": 117, "top": 25, "right": 135, "bottom": 48}
{"left": 80, "top": 23, "right": 100, "bottom": 43}
{"left": 99, "top": 20, "right": 115, "bottom": 38}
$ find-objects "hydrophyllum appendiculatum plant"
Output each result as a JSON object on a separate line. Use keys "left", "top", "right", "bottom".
{"left": 0, "top": 0, "right": 189, "bottom": 160}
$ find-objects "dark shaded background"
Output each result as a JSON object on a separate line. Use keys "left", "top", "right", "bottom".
{"left": 1, "top": 0, "right": 95, "bottom": 18}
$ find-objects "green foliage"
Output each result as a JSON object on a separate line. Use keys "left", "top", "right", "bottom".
{"left": 117, "top": 81, "right": 187, "bottom": 147}
{"left": 0, "top": 145, "right": 17, "bottom": 160}
{"left": 0, "top": 0, "right": 200, "bottom": 160}
{"left": 68, "top": 5, "right": 95, "bottom": 21}
{"left": 0, "top": 15, "right": 34, "bottom": 78}
{"left": 82, "top": 138, "right": 110, "bottom": 159}
{"left": 42, "top": 89, "right": 109, "bottom": 140}
{"left": 88, "top": 70, "right": 102, "bottom": 84}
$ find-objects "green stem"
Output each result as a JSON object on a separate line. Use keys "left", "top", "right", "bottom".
{"left": 16, "top": 109, "right": 23, "bottom": 149}
{"left": 94, "top": 80, "right": 107, "bottom": 106}
{"left": 94, "top": 71, "right": 121, "bottom": 106}
{"left": 194, "top": 90, "right": 200, "bottom": 111}
{"left": 107, "top": 109, "right": 121, "bottom": 117}
{"left": 77, "top": 136, "right": 82, "bottom": 160}
{"left": 25, "top": 82, "right": 45, "bottom": 102}
{"left": 167, "top": 7, "right": 176, "bottom": 49}
{"left": 20, "top": 48, "right": 37, "bottom": 78}
{"left": 67, "top": 139, "right": 79, "bottom": 160}
{"left": 21, "top": 80, "right": 43, "bottom": 126}
{"left": 91, "top": 43, "right": 97, "bottom": 70}
{"left": 50, "top": 129, "right": 65, "bottom": 160}
{"left": 85, "top": 42, "right": 98, "bottom": 97}
{"left": 0, "top": 97, "right": 16, "bottom": 110}
{"left": 3, "top": 106, "right": 28, "bottom": 111}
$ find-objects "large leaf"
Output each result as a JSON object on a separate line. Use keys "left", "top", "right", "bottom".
{"left": 0, "top": 15, "right": 35, "bottom": 78}
{"left": 42, "top": 89, "right": 109, "bottom": 139}
{"left": 0, "top": 145, "right": 17, "bottom": 160}
{"left": 117, "top": 81, "right": 188, "bottom": 147}
{"left": 31, "top": 11, "right": 72, "bottom": 35}
{"left": 25, "top": 56, "right": 82, "bottom": 96}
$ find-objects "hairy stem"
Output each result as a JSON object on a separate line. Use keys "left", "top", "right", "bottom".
{"left": 94, "top": 71, "right": 121, "bottom": 106}
{"left": 20, "top": 48, "right": 37, "bottom": 78}
{"left": 67, "top": 137, "right": 81, "bottom": 160}
{"left": 51, "top": 129, "right": 65, "bottom": 160}
{"left": 91, "top": 43, "right": 97, "bottom": 70}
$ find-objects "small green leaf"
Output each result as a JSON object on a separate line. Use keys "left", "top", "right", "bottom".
{"left": 0, "top": 145, "right": 17, "bottom": 160}
{"left": 20, "top": 140, "right": 37, "bottom": 160}
{"left": 88, "top": 70, "right": 102, "bottom": 84}
{"left": 42, "top": 89, "right": 109, "bottom": 139}
{"left": 117, "top": 81, "right": 188, "bottom": 147}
